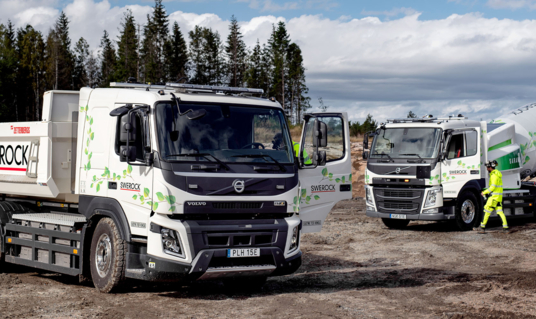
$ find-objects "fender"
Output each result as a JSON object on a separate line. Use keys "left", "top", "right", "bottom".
{"left": 459, "top": 178, "right": 486, "bottom": 207}
{"left": 79, "top": 195, "right": 131, "bottom": 242}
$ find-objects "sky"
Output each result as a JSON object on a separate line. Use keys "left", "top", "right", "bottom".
{"left": 2, "top": 0, "right": 536, "bottom": 123}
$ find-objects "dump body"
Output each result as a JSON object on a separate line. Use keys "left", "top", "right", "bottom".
{"left": 0, "top": 91, "right": 79, "bottom": 201}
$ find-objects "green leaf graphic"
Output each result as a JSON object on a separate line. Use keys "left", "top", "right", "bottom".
{"left": 301, "top": 189, "right": 307, "bottom": 198}
{"left": 457, "top": 160, "right": 462, "bottom": 165}
{"left": 169, "top": 206, "right": 176, "bottom": 212}
{"left": 157, "top": 192, "right": 165, "bottom": 201}
{"left": 314, "top": 195, "right": 320, "bottom": 200}
{"left": 123, "top": 170, "right": 127, "bottom": 176}
{"left": 88, "top": 152, "right": 92, "bottom": 160}
{"left": 306, "top": 196, "right": 311, "bottom": 202}
{"left": 329, "top": 173, "right": 333, "bottom": 179}
{"left": 349, "top": 173, "right": 352, "bottom": 181}
{"left": 321, "top": 168, "right": 328, "bottom": 177}
{"left": 153, "top": 202, "right": 158, "bottom": 210}
{"left": 132, "top": 195, "right": 137, "bottom": 200}
{"left": 168, "top": 195, "right": 176, "bottom": 205}
{"left": 147, "top": 201, "right": 152, "bottom": 206}
{"left": 90, "top": 132, "right": 94, "bottom": 140}
{"left": 90, "top": 183, "right": 93, "bottom": 188}
{"left": 443, "top": 173, "right": 447, "bottom": 177}
{"left": 335, "top": 178, "right": 341, "bottom": 183}
{"left": 127, "top": 165, "right": 132, "bottom": 174}
{"left": 293, "top": 196, "right": 298, "bottom": 205}
{"left": 85, "top": 148, "right": 88, "bottom": 155}
{"left": 85, "top": 105, "right": 88, "bottom": 112}
{"left": 342, "top": 176, "right": 345, "bottom": 183}
{"left": 96, "top": 184, "right": 100, "bottom": 192}
{"left": 90, "top": 117, "right": 93, "bottom": 125}
{"left": 87, "top": 162, "right": 91, "bottom": 170}
{"left": 144, "top": 188, "right": 150, "bottom": 198}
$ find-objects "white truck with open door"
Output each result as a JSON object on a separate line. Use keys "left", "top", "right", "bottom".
{"left": 0, "top": 83, "right": 351, "bottom": 292}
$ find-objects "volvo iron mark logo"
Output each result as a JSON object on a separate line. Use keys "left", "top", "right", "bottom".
{"left": 395, "top": 167, "right": 401, "bottom": 174}
{"left": 233, "top": 180, "right": 245, "bottom": 193}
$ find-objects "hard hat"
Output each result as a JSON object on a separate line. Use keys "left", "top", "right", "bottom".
{"left": 485, "top": 160, "right": 498, "bottom": 168}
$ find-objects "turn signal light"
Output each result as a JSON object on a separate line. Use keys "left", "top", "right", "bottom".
{"left": 404, "top": 179, "right": 410, "bottom": 183}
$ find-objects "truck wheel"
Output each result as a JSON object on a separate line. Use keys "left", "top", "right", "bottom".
{"left": 89, "top": 218, "right": 126, "bottom": 293}
{"left": 455, "top": 191, "right": 480, "bottom": 231}
{"left": 381, "top": 218, "right": 410, "bottom": 229}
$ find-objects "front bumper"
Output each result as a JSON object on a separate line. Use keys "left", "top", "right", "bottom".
{"left": 366, "top": 206, "right": 456, "bottom": 221}
{"left": 125, "top": 247, "right": 302, "bottom": 282}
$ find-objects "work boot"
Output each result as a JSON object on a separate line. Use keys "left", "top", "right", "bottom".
{"left": 502, "top": 227, "right": 510, "bottom": 233}
{"left": 473, "top": 227, "right": 485, "bottom": 234}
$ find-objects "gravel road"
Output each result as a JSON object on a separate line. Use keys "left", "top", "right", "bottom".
{"left": 1, "top": 199, "right": 536, "bottom": 319}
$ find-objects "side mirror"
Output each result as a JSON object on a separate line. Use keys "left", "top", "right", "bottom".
{"left": 314, "top": 121, "right": 328, "bottom": 147}
{"left": 145, "top": 152, "right": 154, "bottom": 166}
{"left": 363, "top": 132, "right": 369, "bottom": 150}
{"left": 120, "top": 146, "right": 136, "bottom": 162}
{"left": 363, "top": 151, "right": 369, "bottom": 160}
{"left": 120, "top": 114, "right": 136, "bottom": 143}
{"left": 315, "top": 150, "right": 327, "bottom": 166}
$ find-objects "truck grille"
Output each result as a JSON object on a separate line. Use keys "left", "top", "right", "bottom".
{"left": 212, "top": 202, "right": 263, "bottom": 209}
{"left": 374, "top": 187, "right": 424, "bottom": 214}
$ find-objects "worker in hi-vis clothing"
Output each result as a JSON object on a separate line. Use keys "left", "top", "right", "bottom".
{"left": 474, "top": 160, "right": 509, "bottom": 233}
{"left": 293, "top": 142, "right": 312, "bottom": 165}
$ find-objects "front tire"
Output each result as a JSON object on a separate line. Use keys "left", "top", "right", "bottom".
{"left": 455, "top": 191, "right": 480, "bottom": 231}
{"left": 381, "top": 218, "right": 410, "bottom": 229}
{"left": 89, "top": 218, "right": 126, "bottom": 293}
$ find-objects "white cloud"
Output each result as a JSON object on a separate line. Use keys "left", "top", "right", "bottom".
{"left": 4, "top": 0, "right": 536, "bottom": 122}
{"left": 487, "top": 0, "right": 536, "bottom": 9}
{"left": 361, "top": 7, "right": 417, "bottom": 18}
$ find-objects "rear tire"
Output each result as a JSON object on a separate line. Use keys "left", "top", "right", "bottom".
{"left": 0, "top": 201, "right": 29, "bottom": 272}
{"left": 381, "top": 218, "right": 410, "bottom": 229}
{"left": 89, "top": 218, "right": 126, "bottom": 293}
{"left": 455, "top": 191, "right": 481, "bottom": 231}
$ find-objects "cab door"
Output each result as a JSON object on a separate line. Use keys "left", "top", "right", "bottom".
{"left": 298, "top": 112, "right": 352, "bottom": 233}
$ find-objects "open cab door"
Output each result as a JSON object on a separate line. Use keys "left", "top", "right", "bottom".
{"left": 297, "top": 112, "right": 352, "bottom": 233}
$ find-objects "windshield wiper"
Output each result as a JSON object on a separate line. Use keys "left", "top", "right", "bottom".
{"left": 399, "top": 153, "right": 424, "bottom": 163}
{"left": 165, "top": 153, "right": 230, "bottom": 170}
{"left": 373, "top": 152, "right": 393, "bottom": 162}
{"left": 232, "top": 154, "right": 286, "bottom": 172}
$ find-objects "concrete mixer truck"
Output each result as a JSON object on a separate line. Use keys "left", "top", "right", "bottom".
{"left": 0, "top": 84, "right": 352, "bottom": 292}
{"left": 363, "top": 104, "right": 536, "bottom": 231}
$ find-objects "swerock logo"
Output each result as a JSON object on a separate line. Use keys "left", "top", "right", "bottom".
{"left": 187, "top": 202, "right": 206, "bottom": 206}
{"left": 0, "top": 145, "right": 29, "bottom": 167}
{"left": 449, "top": 170, "right": 467, "bottom": 175}
{"left": 120, "top": 182, "right": 141, "bottom": 191}
{"left": 311, "top": 184, "right": 336, "bottom": 193}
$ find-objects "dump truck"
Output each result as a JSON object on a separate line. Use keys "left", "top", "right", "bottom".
{"left": 0, "top": 83, "right": 352, "bottom": 292}
{"left": 363, "top": 104, "right": 536, "bottom": 230}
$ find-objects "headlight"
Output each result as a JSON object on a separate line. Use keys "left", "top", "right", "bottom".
{"left": 161, "top": 228, "right": 185, "bottom": 258}
{"left": 424, "top": 188, "right": 440, "bottom": 208}
{"left": 365, "top": 186, "right": 374, "bottom": 206}
{"left": 289, "top": 226, "right": 299, "bottom": 252}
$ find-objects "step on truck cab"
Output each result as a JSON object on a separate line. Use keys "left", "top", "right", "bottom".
{"left": 0, "top": 83, "right": 352, "bottom": 292}
{"left": 364, "top": 106, "right": 536, "bottom": 231}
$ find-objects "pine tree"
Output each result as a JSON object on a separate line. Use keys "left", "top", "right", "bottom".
{"left": 267, "top": 22, "right": 290, "bottom": 111}
{"left": 188, "top": 25, "right": 205, "bottom": 84}
{"left": 203, "top": 28, "right": 225, "bottom": 85}
{"left": 45, "top": 12, "right": 74, "bottom": 90}
{"left": 116, "top": 9, "right": 139, "bottom": 81}
{"left": 244, "top": 40, "right": 270, "bottom": 93}
{"left": 99, "top": 30, "right": 117, "bottom": 87}
{"left": 0, "top": 22, "right": 18, "bottom": 121}
{"left": 19, "top": 25, "right": 45, "bottom": 120}
{"left": 140, "top": 0, "right": 169, "bottom": 83}
{"left": 164, "top": 21, "right": 188, "bottom": 82}
{"left": 225, "top": 16, "right": 247, "bottom": 87}
{"left": 407, "top": 110, "right": 417, "bottom": 118}
{"left": 287, "top": 43, "right": 309, "bottom": 123}
{"left": 86, "top": 52, "right": 100, "bottom": 88}
{"left": 73, "top": 37, "right": 89, "bottom": 89}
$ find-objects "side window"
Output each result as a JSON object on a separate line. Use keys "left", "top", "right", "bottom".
{"left": 319, "top": 117, "right": 344, "bottom": 161}
{"left": 447, "top": 131, "right": 477, "bottom": 159}
{"left": 301, "top": 116, "right": 345, "bottom": 165}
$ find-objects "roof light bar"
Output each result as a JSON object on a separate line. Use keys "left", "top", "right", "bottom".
{"left": 109, "top": 82, "right": 264, "bottom": 95}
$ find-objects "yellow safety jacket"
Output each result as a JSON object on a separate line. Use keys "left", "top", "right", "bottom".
{"left": 483, "top": 169, "right": 503, "bottom": 202}
{"left": 293, "top": 142, "right": 312, "bottom": 164}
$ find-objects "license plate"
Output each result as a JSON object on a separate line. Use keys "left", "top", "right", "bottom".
{"left": 227, "top": 248, "right": 260, "bottom": 258}
{"left": 390, "top": 214, "right": 406, "bottom": 219}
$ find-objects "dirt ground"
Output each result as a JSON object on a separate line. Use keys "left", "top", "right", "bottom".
{"left": 2, "top": 199, "right": 536, "bottom": 319}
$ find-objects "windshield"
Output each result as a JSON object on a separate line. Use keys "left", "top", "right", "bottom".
{"left": 155, "top": 102, "right": 294, "bottom": 163}
{"left": 370, "top": 128, "right": 442, "bottom": 159}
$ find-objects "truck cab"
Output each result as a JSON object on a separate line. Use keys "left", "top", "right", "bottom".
{"left": 364, "top": 114, "right": 533, "bottom": 231}
{"left": 0, "top": 83, "right": 352, "bottom": 292}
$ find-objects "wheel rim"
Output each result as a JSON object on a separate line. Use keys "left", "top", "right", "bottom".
{"left": 461, "top": 199, "right": 476, "bottom": 224}
{"left": 95, "top": 233, "right": 112, "bottom": 278}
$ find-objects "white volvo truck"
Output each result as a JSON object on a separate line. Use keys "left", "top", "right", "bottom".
{"left": 364, "top": 105, "right": 536, "bottom": 230}
{"left": 0, "top": 83, "right": 352, "bottom": 292}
